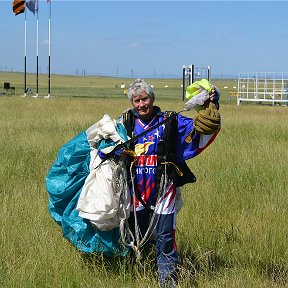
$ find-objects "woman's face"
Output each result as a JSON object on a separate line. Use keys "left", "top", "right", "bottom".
{"left": 131, "top": 92, "right": 154, "bottom": 120}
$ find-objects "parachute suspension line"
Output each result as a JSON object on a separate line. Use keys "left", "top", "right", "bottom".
{"left": 119, "top": 156, "right": 140, "bottom": 259}
{"left": 111, "top": 158, "right": 130, "bottom": 252}
{"left": 120, "top": 159, "right": 169, "bottom": 262}
{"left": 137, "top": 167, "right": 167, "bottom": 249}
{"left": 130, "top": 159, "right": 142, "bottom": 260}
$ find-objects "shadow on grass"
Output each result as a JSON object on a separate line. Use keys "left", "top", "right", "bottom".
{"left": 80, "top": 244, "right": 228, "bottom": 287}
{"left": 178, "top": 246, "right": 288, "bottom": 286}
{"left": 259, "top": 261, "right": 288, "bottom": 286}
{"left": 177, "top": 245, "right": 230, "bottom": 287}
{"left": 79, "top": 245, "right": 158, "bottom": 283}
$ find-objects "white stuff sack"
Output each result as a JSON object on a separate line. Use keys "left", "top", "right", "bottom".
{"left": 184, "top": 89, "right": 210, "bottom": 111}
{"left": 76, "top": 157, "right": 130, "bottom": 231}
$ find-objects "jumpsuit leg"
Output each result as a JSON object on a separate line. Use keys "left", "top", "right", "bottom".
{"left": 128, "top": 210, "right": 178, "bottom": 287}
{"left": 155, "top": 212, "right": 178, "bottom": 287}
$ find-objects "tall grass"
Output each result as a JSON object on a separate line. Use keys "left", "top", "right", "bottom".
{"left": 0, "top": 75, "right": 287, "bottom": 287}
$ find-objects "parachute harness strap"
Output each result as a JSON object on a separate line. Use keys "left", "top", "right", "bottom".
{"left": 161, "top": 161, "right": 184, "bottom": 177}
{"left": 124, "top": 149, "right": 137, "bottom": 158}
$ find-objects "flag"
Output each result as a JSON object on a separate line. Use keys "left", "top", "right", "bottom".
{"left": 26, "top": 0, "right": 37, "bottom": 15}
{"left": 12, "top": 0, "right": 25, "bottom": 16}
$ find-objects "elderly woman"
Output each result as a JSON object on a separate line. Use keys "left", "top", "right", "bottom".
{"left": 119, "top": 78, "right": 220, "bottom": 287}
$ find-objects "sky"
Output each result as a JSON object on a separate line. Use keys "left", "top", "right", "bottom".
{"left": 1, "top": 1, "right": 288, "bottom": 79}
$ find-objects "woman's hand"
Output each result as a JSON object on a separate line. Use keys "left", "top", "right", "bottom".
{"left": 210, "top": 86, "right": 216, "bottom": 102}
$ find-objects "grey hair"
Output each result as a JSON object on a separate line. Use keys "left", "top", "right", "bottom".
{"left": 127, "top": 78, "right": 155, "bottom": 102}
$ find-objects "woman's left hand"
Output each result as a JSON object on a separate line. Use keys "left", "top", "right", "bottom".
{"left": 209, "top": 86, "right": 216, "bottom": 102}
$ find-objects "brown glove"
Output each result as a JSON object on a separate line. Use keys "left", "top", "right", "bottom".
{"left": 194, "top": 101, "right": 221, "bottom": 134}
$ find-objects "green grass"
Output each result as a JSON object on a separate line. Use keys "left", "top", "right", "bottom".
{"left": 0, "top": 73, "right": 287, "bottom": 287}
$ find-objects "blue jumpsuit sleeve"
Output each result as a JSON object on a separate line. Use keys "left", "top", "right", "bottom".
{"left": 176, "top": 114, "right": 220, "bottom": 162}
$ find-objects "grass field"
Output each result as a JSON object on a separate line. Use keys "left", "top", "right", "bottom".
{"left": 0, "top": 72, "right": 239, "bottom": 103}
{"left": 0, "top": 72, "right": 288, "bottom": 287}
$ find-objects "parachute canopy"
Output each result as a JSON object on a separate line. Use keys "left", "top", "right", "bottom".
{"left": 46, "top": 131, "right": 129, "bottom": 256}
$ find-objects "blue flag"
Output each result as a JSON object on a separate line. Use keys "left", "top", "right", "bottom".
{"left": 26, "top": 0, "right": 37, "bottom": 15}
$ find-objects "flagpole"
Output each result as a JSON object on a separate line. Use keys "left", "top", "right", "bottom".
{"left": 24, "top": 7, "right": 27, "bottom": 97}
{"left": 48, "top": 0, "right": 51, "bottom": 98}
{"left": 34, "top": 0, "right": 39, "bottom": 97}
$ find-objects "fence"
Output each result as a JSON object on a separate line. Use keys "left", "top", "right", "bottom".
{"left": 237, "top": 72, "right": 288, "bottom": 106}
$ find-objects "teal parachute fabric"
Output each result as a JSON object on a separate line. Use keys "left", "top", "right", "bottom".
{"left": 46, "top": 131, "right": 128, "bottom": 256}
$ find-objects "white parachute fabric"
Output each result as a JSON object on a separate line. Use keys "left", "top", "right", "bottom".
{"left": 77, "top": 157, "right": 130, "bottom": 231}
{"left": 184, "top": 89, "right": 210, "bottom": 111}
{"left": 76, "top": 114, "right": 130, "bottom": 231}
{"left": 184, "top": 79, "right": 220, "bottom": 111}
{"left": 86, "top": 114, "right": 123, "bottom": 150}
